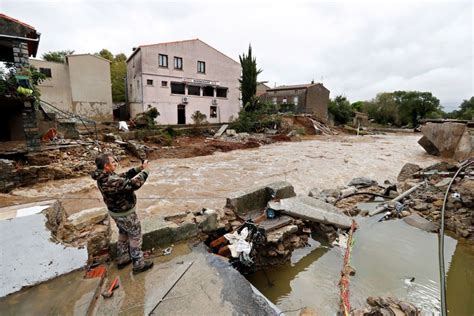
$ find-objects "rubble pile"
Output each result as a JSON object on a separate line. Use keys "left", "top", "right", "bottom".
{"left": 206, "top": 182, "right": 354, "bottom": 271}
{"left": 352, "top": 296, "right": 420, "bottom": 316}
{"left": 0, "top": 140, "right": 128, "bottom": 193}
{"left": 396, "top": 161, "right": 474, "bottom": 239}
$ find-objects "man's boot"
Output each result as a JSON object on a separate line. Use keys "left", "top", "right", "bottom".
{"left": 133, "top": 261, "right": 154, "bottom": 275}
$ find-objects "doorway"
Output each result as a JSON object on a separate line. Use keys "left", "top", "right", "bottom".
{"left": 177, "top": 104, "right": 186, "bottom": 124}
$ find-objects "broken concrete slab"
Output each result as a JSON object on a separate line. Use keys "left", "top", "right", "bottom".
{"left": 403, "top": 213, "right": 438, "bottom": 232}
{"left": 397, "top": 163, "right": 422, "bottom": 182}
{"left": 225, "top": 181, "right": 296, "bottom": 215}
{"left": 214, "top": 124, "right": 229, "bottom": 137}
{"left": 198, "top": 209, "right": 218, "bottom": 232}
{"left": 268, "top": 196, "right": 352, "bottom": 229}
{"left": 419, "top": 122, "right": 472, "bottom": 159}
{"left": 66, "top": 207, "right": 108, "bottom": 230}
{"left": 453, "top": 129, "right": 474, "bottom": 161}
{"left": 0, "top": 201, "right": 88, "bottom": 297}
{"left": 93, "top": 247, "right": 280, "bottom": 315}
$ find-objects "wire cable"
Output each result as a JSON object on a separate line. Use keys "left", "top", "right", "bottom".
{"left": 438, "top": 159, "right": 472, "bottom": 316}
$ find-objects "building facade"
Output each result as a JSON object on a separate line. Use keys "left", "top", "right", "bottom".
{"left": 262, "top": 83, "right": 330, "bottom": 122}
{"left": 126, "top": 39, "right": 241, "bottom": 125}
{"left": 31, "top": 54, "right": 113, "bottom": 121}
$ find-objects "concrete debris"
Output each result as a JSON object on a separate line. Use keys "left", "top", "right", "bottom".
{"left": 266, "top": 225, "right": 298, "bottom": 243}
{"left": 418, "top": 121, "right": 473, "bottom": 160}
{"left": 403, "top": 213, "right": 438, "bottom": 232}
{"left": 397, "top": 163, "right": 422, "bottom": 182}
{"left": 225, "top": 181, "right": 296, "bottom": 215}
{"left": 103, "top": 133, "right": 123, "bottom": 142}
{"left": 66, "top": 207, "right": 108, "bottom": 231}
{"left": 0, "top": 200, "right": 88, "bottom": 297}
{"left": 214, "top": 124, "right": 228, "bottom": 137}
{"left": 124, "top": 140, "right": 150, "bottom": 160}
{"left": 268, "top": 196, "right": 352, "bottom": 228}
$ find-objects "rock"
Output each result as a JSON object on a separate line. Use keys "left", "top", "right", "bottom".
{"left": 403, "top": 213, "right": 438, "bottom": 232}
{"left": 401, "top": 210, "right": 411, "bottom": 217}
{"left": 263, "top": 128, "right": 278, "bottom": 135}
{"left": 125, "top": 140, "right": 149, "bottom": 160}
{"left": 67, "top": 207, "right": 108, "bottom": 231}
{"left": 268, "top": 196, "right": 352, "bottom": 229}
{"left": 299, "top": 306, "right": 319, "bottom": 316}
{"left": 412, "top": 202, "right": 429, "bottom": 211}
{"left": 397, "top": 163, "right": 421, "bottom": 182}
{"left": 225, "top": 129, "right": 237, "bottom": 136}
{"left": 266, "top": 225, "right": 298, "bottom": 243}
{"left": 340, "top": 186, "right": 357, "bottom": 198}
{"left": 348, "top": 177, "right": 377, "bottom": 188}
{"left": 103, "top": 133, "right": 122, "bottom": 142}
{"left": 435, "top": 178, "right": 451, "bottom": 187}
{"left": 198, "top": 209, "right": 218, "bottom": 232}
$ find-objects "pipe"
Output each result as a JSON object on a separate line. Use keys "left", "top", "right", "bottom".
{"left": 369, "top": 181, "right": 426, "bottom": 216}
{"left": 439, "top": 159, "right": 472, "bottom": 315}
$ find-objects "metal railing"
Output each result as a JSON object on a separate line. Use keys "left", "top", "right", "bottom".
{"left": 37, "top": 99, "right": 98, "bottom": 141}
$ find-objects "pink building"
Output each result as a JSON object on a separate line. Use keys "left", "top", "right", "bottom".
{"left": 126, "top": 39, "right": 241, "bottom": 125}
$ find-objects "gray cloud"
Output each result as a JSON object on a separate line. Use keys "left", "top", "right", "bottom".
{"left": 4, "top": 0, "right": 472, "bottom": 110}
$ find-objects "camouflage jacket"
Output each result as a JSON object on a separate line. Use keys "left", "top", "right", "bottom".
{"left": 91, "top": 167, "right": 149, "bottom": 215}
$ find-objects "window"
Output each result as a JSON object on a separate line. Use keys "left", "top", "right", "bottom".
{"left": 293, "top": 96, "right": 299, "bottom": 105}
{"left": 188, "top": 85, "right": 200, "bottom": 96}
{"left": 282, "top": 97, "right": 288, "bottom": 104}
{"left": 203, "top": 86, "right": 214, "bottom": 97}
{"left": 39, "top": 68, "right": 52, "bottom": 78}
{"left": 272, "top": 97, "right": 277, "bottom": 105}
{"left": 216, "top": 87, "right": 227, "bottom": 98}
{"left": 170, "top": 82, "right": 185, "bottom": 94}
{"left": 197, "top": 61, "right": 205, "bottom": 73}
{"left": 210, "top": 106, "right": 217, "bottom": 118}
{"left": 161, "top": 81, "right": 168, "bottom": 87}
{"left": 159, "top": 54, "right": 168, "bottom": 67}
{"left": 174, "top": 57, "right": 183, "bottom": 70}
{"left": 146, "top": 79, "right": 153, "bottom": 86}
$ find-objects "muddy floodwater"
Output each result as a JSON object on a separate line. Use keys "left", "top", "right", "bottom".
{"left": 3, "top": 134, "right": 439, "bottom": 216}
{"left": 248, "top": 215, "right": 474, "bottom": 315}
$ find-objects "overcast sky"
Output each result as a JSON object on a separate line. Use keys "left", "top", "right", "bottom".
{"left": 3, "top": 0, "right": 473, "bottom": 110}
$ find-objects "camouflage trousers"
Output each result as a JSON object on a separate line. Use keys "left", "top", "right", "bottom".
{"left": 112, "top": 212, "right": 145, "bottom": 269}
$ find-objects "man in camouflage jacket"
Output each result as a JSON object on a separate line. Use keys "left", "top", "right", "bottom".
{"left": 92, "top": 153, "right": 153, "bottom": 274}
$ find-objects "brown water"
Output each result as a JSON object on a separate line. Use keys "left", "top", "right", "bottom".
{"left": 247, "top": 214, "right": 474, "bottom": 315}
{"left": 4, "top": 134, "right": 439, "bottom": 217}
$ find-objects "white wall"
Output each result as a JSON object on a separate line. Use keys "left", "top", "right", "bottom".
{"left": 127, "top": 40, "right": 241, "bottom": 124}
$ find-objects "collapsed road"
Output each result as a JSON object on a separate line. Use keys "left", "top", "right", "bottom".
{"left": 3, "top": 133, "right": 468, "bottom": 315}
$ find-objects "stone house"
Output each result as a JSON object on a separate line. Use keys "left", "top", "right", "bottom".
{"left": 0, "top": 14, "right": 41, "bottom": 148}
{"left": 262, "top": 82, "right": 330, "bottom": 122}
{"left": 126, "top": 39, "right": 241, "bottom": 125}
{"left": 31, "top": 54, "right": 113, "bottom": 121}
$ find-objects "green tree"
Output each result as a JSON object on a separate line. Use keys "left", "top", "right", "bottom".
{"left": 393, "top": 91, "right": 441, "bottom": 126}
{"left": 328, "top": 95, "right": 353, "bottom": 125}
{"left": 451, "top": 97, "right": 474, "bottom": 120}
{"left": 97, "top": 49, "right": 114, "bottom": 62}
{"left": 362, "top": 92, "right": 400, "bottom": 125}
{"left": 42, "top": 50, "right": 75, "bottom": 63}
{"left": 239, "top": 45, "right": 262, "bottom": 111}
{"left": 351, "top": 101, "right": 364, "bottom": 112}
{"left": 96, "top": 49, "right": 127, "bottom": 102}
{"left": 110, "top": 54, "right": 127, "bottom": 102}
